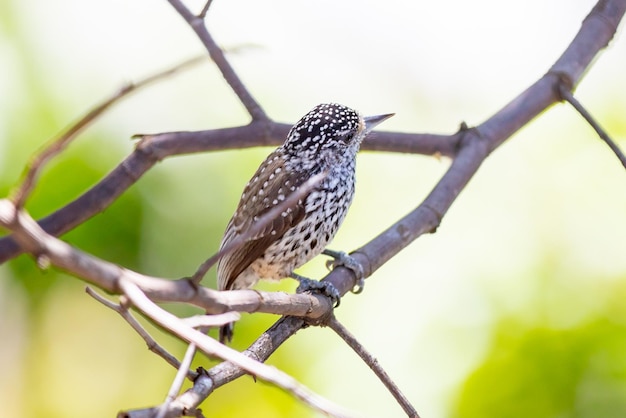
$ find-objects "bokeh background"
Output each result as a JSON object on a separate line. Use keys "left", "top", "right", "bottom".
{"left": 2, "top": 0, "right": 626, "bottom": 417}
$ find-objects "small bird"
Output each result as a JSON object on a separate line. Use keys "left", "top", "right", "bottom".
{"left": 217, "top": 103, "right": 393, "bottom": 342}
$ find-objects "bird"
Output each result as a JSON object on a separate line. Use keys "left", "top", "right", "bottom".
{"left": 217, "top": 103, "right": 393, "bottom": 342}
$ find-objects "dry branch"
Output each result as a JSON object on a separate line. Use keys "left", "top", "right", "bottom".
{"left": 164, "top": 0, "right": 626, "bottom": 412}
{"left": 9, "top": 56, "right": 207, "bottom": 210}
{"left": 0, "top": 197, "right": 357, "bottom": 418}
{"left": 0, "top": 126, "right": 453, "bottom": 263}
{"left": 1, "top": 0, "right": 624, "bottom": 416}
{"left": 329, "top": 317, "right": 419, "bottom": 418}
{"left": 0, "top": 198, "right": 339, "bottom": 320}
{"left": 86, "top": 287, "right": 200, "bottom": 380}
{"left": 155, "top": 341, "right": 200, "bottom": 418}
{"left": 167, "top": 0, "right": 267, "bottom": 121}
{"left": 558, "top": 83, "right": 626, "bottom": 169}
{"left": 118, "top": 279, "right": 359, "bottom": 418}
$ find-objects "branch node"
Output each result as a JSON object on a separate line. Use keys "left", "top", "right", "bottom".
{"left": 197, "top": 0, "right": 213, "bottom": 19}
{"left": 302, "top": 298, "right": 334, "bottom": 328}
{"left": 588, "top": 0, "right": 621, "bottom": 34}
{"left": 552, "top": 71, "right": 575, "bottom": 102}
{"left": 193, "top": 366, "right": 208, "bottom": 382}
{"left": 251, "top": 289, "right": 264, "bottom": 313}
{"left": 456, "top": 124, "right": 489, "bottom": 153}
{"left": 181, "top": 275, "right": 201, "bottom": 293}
{"left": 421, "top": 203, "right": 443, "bottom": 233}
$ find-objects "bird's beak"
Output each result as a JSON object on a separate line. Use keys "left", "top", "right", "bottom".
{"left": 363, "top": 113, "right": 394, "bottom": 133}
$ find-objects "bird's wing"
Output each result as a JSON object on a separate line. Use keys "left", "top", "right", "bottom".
{"left": 217, "top": 153, "right": 313, "bottom": 291}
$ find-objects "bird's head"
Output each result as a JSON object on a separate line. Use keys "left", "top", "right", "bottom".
{"left": 283, "top": 103, "right": 393, "bottom": 162}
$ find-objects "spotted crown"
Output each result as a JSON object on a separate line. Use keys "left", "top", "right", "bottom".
{"left": 282, "top": 103, "right": 364, "bottom": 157}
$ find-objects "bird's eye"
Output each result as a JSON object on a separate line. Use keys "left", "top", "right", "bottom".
{"left": 335, "top": 128, "right": 356, "bottom": 143}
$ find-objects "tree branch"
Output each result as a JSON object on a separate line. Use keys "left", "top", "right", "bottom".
{"left": 118, "top": 279, "right": 359, "bottom": 418}
{"left": 2, "top": 0, "right": 624, "bottom": 416}
{"left": 8, "top": 55, "right": 207, "bottom": 210}
{"left": 155, "top": 342, "right": 201, "bottom": 418}
{"left": 328, "top": 316, "right": 419, "bottom": 418}
{"left": 0, "top": 196, "right": 357, "bottom": 418}
{"left": 88, "top": 287, "right": 200, "bottom": 379}
{"left": 0, "top": 198, "right": 340, "bottom": 318}
{"left": 558, "top": 83, "right": 626, "bottom": 169}
{"left": 171, "top": 0, "right": 626, "bottom": 411}
{"left": 166, "top": 0, "right": 268, "bottom": 121}
{"left": 0, "top": 125, "right": 454, "bottom": 263}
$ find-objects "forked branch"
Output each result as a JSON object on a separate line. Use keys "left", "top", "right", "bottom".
{"left": 165, "top": 0, "right": 626, "bottom": 414}
{"left": 1, "top": 0, "right": 624, "bottom": 417}
{"left": 0, "top": 199, "right": 357, "bottom": 418}
{"left": 558, "top": 82, "right": 626, "bottom": 169}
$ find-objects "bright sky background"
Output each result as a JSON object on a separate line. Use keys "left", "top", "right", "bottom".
{"left": 6, "top": 0, "right": 624, "bottom": 130}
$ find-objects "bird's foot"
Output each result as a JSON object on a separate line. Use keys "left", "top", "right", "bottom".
{"left": 323, "top": 249, "right": 365, "bottom": 294}
{"left": 292, "top": 273, "right": 341, "bottom": 307}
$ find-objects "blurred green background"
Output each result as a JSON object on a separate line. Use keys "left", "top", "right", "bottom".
{"left": 1, "top": 0, "right": 626, "bottom": 417}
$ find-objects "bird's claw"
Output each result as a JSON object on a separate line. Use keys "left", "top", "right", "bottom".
{"left": 294, "top": 275, "right": 341, "bottom": 307}
{"left": 323, "top": 249, "right": 365, "bottom": 294}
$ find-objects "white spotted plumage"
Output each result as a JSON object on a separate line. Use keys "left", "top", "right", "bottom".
{"left": 217, "top": 103, "right": 365, "bottom": 291}
{"left": 216, "top": 104, "right": 392, "bottom": 340}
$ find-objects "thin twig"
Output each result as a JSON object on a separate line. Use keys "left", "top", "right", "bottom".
{"left": 191, "top": 171, "right": 327, "bottom": 282}
{"left": 9, "top": 55, "right": 208, "bottom": 209}
{"left": 1, "top": 1, "right": 624, "bottom": 417}
{"left": 0, "top": 200, "right": 357, "bottom": 418}
{"left": 119, "top": 279, "right": 360, "bottom": 418}
{"left": 156, "top": 342, "right": 199, "bottom": 418}
{"left": 86, "top": 286, "right": 199, "bottom": 380}
{"left": 157, "top": 321, "right": 218, "bottom": 418}
{"left": 558, "top": 83, "right": 626, "bottom": 170}
{"left": 86, "top": 285, "right": 123, "bottom": 310}
{"left": 328, "top": 317, "right": 419, "bottom": 418}
{"left": 0, "top": 128, "right": 455, "bottom": 263}
{"left": 0, "top": 199, "right": 336, "bottom": 322}
{"left": 197, "top": 0, "right": 213, "bottom": 19}
{"left": 166, "top": 0, "right": 268, "bottom": 121}
{"left": 182, "top": 312, "right": 240, "bottom": 328}
{"left": 172, "top": 0, "right": 626, "bottom": 411}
